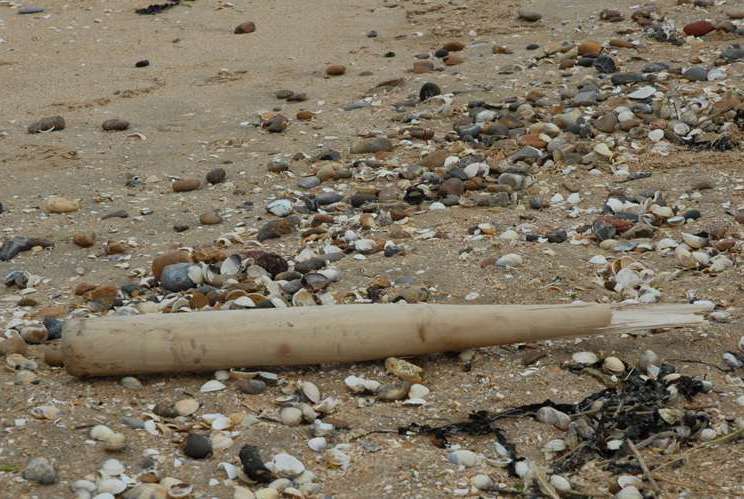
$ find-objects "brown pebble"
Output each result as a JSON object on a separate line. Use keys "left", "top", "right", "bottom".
{"left": 443, "top": 41, "right": 465, "bottom": 52}
{"left": 296, "top": 110, "right": 314, "bottom": 121}
{"left": 609, "top": 39, "right": 634, "bottom": 48}
{"left": 326, "top": 64, "right": 346, "bottom": 76}
{"left": 173, "top": 178, "right": 201, "bottom": 192}
{"left": 234, "top": 21, "right": 256, "bottom": 34}
{"left": 73, "top": 232, "right": 96, "bottom": 248}
{"left": 104, "top": 240, "right": 127, "bottom": 255}
{"left": 74, "top": 282, "right": 97, "bottom": 296}
{"left": 492, "top": 45, "right": 513, "bottom": 54}
{"left": 199, "top": 212, "right": 223, "bottom": 225}
{"left": 102, "top": 119, "right": 130, "bottom": 131}
{"left": 578, "top": 40, "right": 602, "bottom": 57}
{"left": 413, "top": 61, "right": 434, "bottom": 73}
{"left": 683, "top": 20, "right": 715, "bottom": 37}
{"left": 443, "top": 53, "right": 464, "bottom": 66}
{"left": 714, "top": 239, "right": 736, "bottom": 252}
{"left": 89, "top": 284, "right": 118, "bottom": 302}
{"left": 190, "top": 292, "right": 210, "bottom": 309}
{"left": 152, "top": 251, "right": 192, "bottom": 280}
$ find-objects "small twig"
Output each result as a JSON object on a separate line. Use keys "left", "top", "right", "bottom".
{"left": 627, "top": 439, "right": 660, "bottom": 493}
{"left": 636, "top": 431, "right": 677, "bottom": 449}
{"left": 532, "top": 464, "right": 561, "bottom": 499}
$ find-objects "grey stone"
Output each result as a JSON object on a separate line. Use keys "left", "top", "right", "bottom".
{"left": 160, "top": 263, "right": 196, "bottom": 292}
{"left": 297, "top": 176, "right": 321, "bottom": 189}
{"left": 350, "top": 137, "right": 393, "bottom": 154}
{"left": 23, "top": 457, "right": 57, "bottom": 485}
{"left": 28, "top": 116, "right": 65, "bottom": 134}
{"left": 682, "top": 66, "right": 709, "bottom": 81}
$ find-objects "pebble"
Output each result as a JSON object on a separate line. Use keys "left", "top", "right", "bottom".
{"left": 28, "top": 116, "right": 65, "bottom": 133}
{"left": 471, "top": 474, "right": 493, "bottom": 491}
{"left": 578, "top": 40, "right": 602, "bottom": 57}
{"left": 42, "top": 196, "right": 80, "bottom": 214}
{"left": 199, "top": 212, "right": 223, "bottom": 225}
{"left": 161, "top": 263, "right": 196, "bottom": 292}
{"left": 234, "top": 21, "right": 256, "bottom": 34}
{"left": 350, "top": 137, "right": 393, "bottom": 154}
{"left": 280, "top": 407, "right": 303, "bottom": 426}
{"left": 326, "top": 64, "right": 346, "bottom": 76}
{"left": 22, "top": 457, "right": 57, "bottom": 485}
{"left": 172, "top": 178, "right": 201, "bottom": 192}
{"left": 268, "top": 453, "right": 305, "bottom": 478}
{"left": 385, "top": 357, "right": 423, "bottom": 383}
{"left": 183, "top": 433, "right": 212, "bottom": 459}
{"left": 628, "top": 86, "right": 656, "bottom": 100}
{"left": 683, "top": 66, "right": 708, "bottom": 82}
{"left": 206, "top": 167, "right": 226, "bottom": 184}
{"left": 496, "top": 253, "right": 523, "bottom": 268}
{"left": 550, "top": 475, "right": 571, "bottom": 492}
{"left": 419, "top": 82, "right": 441, "bottom": 101}
{"left": 238, "top": 378, "right": 267, "bottom": 394}
{"left": 174, "top": 398, "right": 200, "bottom": 416}
{"left": 18, "top": 6, "right": 45, "bottom": 14}
{"left": 683, "top": 21, "right": 715, "bottom": 37}
{"left": 517, "top": 9, "right": 542, "bottom": 22}
{"left": 447, "top": 449, "right": 479, "bottom": 467}
{"left": 572, "top": 351, "right": 598, "bottom": 365}
{"left": 102, "top": 119, "right": 130, "bottom": 131}
{"left": 615, "top": 486, "right": 642, "bottom": 499}
{"left": 120, "top": 376, "right": 143, "bottom": 389}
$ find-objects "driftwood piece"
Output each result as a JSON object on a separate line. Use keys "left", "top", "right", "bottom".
{"left": 62, "top": 303, "right": 706, "bottom": 377}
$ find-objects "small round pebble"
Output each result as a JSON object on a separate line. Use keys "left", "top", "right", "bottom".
{"left": 183, "top": 433, "right": 212, "bottom": 459}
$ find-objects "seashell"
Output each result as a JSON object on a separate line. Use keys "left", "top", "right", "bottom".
{"left": 31, "top": 405, "right": 60, "bottom": 420}
{"left": 655, "top": 238, "right": 678, "bottom": 251}
{"left": 572, "top": 351, "right": 599, "bottom": 365}
{"left": 314, "top": 397, "right": 340, "bottom": 414}
{"left": 681, "top": 232, "right": 707, "bottom": 249}
{"left": 292, "top": 289, "right": 317, "bottom": 307}
{"left": 495, "top": 253, "right": 523, "bottom": 268}
{"left": 232, "top": 296, "right": 256, "bottom": 308}
{"left": 100, "top": 458, "right": 125, "bottom": 477}
{"left": 200, "top": 380, "right": 226, "bottom": 393}
{"left": 675, "top": 246, "right": 697, "bottom": 269}
{"left": 168, "top": 482, "right": 193, "bottom": 498}
{"left": 308, "top": 437, "right": 327, "bottom": 452}
{"left": 408, "top": 384, "right": 430, "bottom": 399}
{"left": 602, "top": 356, "right": 625, "bottom": 373}
{"left": 174, "top": 398, "right": 199, "bottom": 417}
{"left": 614, "top": 268, "right": 641, "bottom": 291}
{"left": 708, "top": 255, "right": 733, "bottom": 273}
{"left": 211, "top": 416, "right": 232, "bottom": 431}
{"left": 220, "top": 255, "right": 242, "bottom": 276}
{"left": 344, "top": 375, "right": 381, "bottom": 394}
{"left": 300, "top": 381, "right": 321, "bottom": 404}
{"left": 97, "top": 477, "right": 127, "bottom": 495}
{"left": 692, "top": 251, "right": 709, "bottom": 266}
{"left": 267, "top": 453, "right": 305, "bottom": 478}
{"left": 187, "top": 265, "right": 204, "bottom": 285}
{"left": 90, "top": 424, "right": 116, "bottom": 441}
{"left": 650, "top": 205, "right": 673, "bottom": 218}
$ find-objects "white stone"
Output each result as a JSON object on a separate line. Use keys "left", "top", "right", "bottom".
{"left": 200, "top": 380, "right": 226, "bottom": 393}
{"left": 447, "top": 449, "right": 479, "bottom": 467}
{"left": 572, "top": 351, "right": 598, "bottom": 365}
{"left": 550, "top": 475, "right": 571, "bottom": 492}
{"left": 496, "top": 254, "right": 523, "bottom": 268}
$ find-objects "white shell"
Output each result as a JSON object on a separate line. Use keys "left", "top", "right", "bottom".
{"left": 200, "top": 380, "right": 226, "bottom": 393}
{"left": 97, "top": 478, "right": 127, "bottom": 495}
{"left": 496, "top": 253, "right": 523, "bottom": 268}
{"left": 100, "top": 458, "right": 124, "bottom": 477}
{"left": 344, "top": 375, "right": 381, "bottom": 394}
{"left": 681, "top": 233, "right": 707, "bottom": 249}
{"left": 31, "top": 405, "right": 60, "bottom": 420}
{"left": 308, "top": 437, "right": 327, "bottom": 452}
{"left": 173, "top": 399, "right": 199, "bottom": 416}
{"left": 267, "top": 453, "right": 305, "bottom": 478}
{"left": 300, "top": 381, "right": 321, "bottom": 404}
